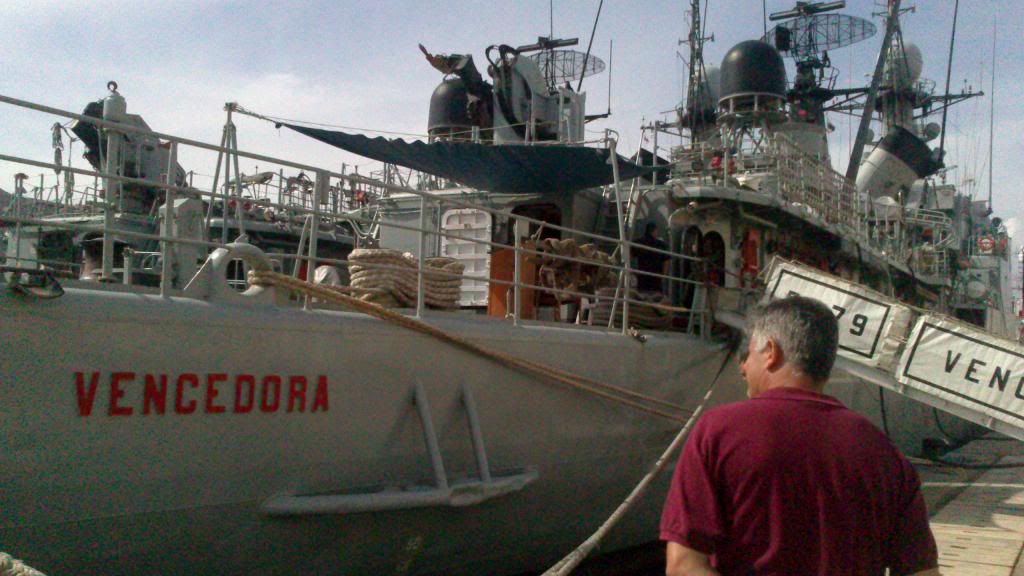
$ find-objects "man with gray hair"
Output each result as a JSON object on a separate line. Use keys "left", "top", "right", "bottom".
{"left": 661, "top": 296, "right": 939, "bottom": 575}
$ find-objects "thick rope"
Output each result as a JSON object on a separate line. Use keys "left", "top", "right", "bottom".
{"left": 249, "top": 270, "right": 691, "bottom": 423}
{"left": 541, "top": 344, "right": 738, "bottom": 576}
{"left": 0, "top": 553, "right": 46, "bottom": 576}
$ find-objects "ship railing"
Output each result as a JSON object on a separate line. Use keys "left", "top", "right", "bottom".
{"left": 904, "top": 207, "right": 953, "bottom": 229}
{"left": 673, "top": 131, "right": 949, "bottom": 278}
{"left": 770, "top": 134, "right": 861, "bottom": 232}
{"left": 0, "top": 93, "right": 717, "bottom": 337}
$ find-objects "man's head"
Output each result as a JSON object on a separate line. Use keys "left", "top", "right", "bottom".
{"left": 644, "top": 221, "right": 658, "bottom": 238}
{"left": 740, "top": 296, "right": 839, "bottom": 397}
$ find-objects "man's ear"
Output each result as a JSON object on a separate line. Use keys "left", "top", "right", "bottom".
{"left": 764, "top": 338, "right": 785, "bottom": 372}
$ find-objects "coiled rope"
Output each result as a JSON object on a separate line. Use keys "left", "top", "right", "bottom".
{"left": 248, "top": 269, "right": 692, "bottom": 423}
{"left": 0, "top": 553, "right": 46, "bottom": 576}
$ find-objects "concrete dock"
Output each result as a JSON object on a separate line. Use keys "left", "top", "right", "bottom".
{"left": 920, "top": 436, "right": 1024, "bottom": 576}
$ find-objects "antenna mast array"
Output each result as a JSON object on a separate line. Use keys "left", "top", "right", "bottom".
{"left": 679, "top": 0, "right": 715, "bottom": 139}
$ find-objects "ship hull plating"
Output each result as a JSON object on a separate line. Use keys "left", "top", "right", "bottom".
{"left": 0, "top": 287, "right": 744, "bottom": 575}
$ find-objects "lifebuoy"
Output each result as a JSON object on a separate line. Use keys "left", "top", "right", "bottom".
{"left": 977, "top": 236, "right": 995, "bottom": 253}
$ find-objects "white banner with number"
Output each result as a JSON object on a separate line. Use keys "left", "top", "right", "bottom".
{"left": 896, "top": 315, "right": 1024, "bottom": 429}
{"left": 762, "top": 258, "right": 914, "bottom": 371}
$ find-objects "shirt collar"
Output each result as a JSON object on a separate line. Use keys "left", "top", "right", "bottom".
{"left": 753, "top": 386, "right": 844, "bottom": 407}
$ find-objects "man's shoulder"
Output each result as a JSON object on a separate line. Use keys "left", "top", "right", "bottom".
{"left": 698, "top": 391, "right": 891, "bottom": 438}
{"left": 695, "top": 399, "right": 767, "bottom": 435}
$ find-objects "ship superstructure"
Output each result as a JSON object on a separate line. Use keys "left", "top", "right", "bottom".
{"left": 0, "top": 2, "right": 1019, "bottom": 575}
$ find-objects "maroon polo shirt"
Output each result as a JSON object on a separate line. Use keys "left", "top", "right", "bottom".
{"left": 660, "top": 387, "right": 937, "bottom": 575}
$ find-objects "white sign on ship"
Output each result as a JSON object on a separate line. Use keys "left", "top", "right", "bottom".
{"left": 762, "top": 258, "right": 913, "bottom": 371}
{"left": 896, "top": 315, "right": 1024, "bottom": 429}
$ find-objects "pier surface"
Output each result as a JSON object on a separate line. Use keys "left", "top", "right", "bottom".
{"left": 920, "top": 436, "right": 1024, "bottom": 576}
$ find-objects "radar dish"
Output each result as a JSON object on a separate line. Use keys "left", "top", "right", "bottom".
{"left": 528, "top": 49, "right": 606, "bottom": 87}
{"left": 763, "top": 13, "right": 876, "bottom": 60}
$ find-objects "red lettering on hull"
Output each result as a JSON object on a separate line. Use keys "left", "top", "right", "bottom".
{"left": 312, "top": 375, "right": 329, "bottom": 412}
{"left": 72, "top": 372, "right": 328, "bottom": 417}
{"left": 206, "top": 374, "right": 227, "bottom": 414}
{"left": 235, "top": 374, "right": 255, "bottom": 413}
{"left": 109, "top": 372, "right": 135, "bottom": 416}
{"left": 75, "top": 372, "right": 99, "bottom": 416}
{"left": 143, "top": 374, "right": 167, "bottom": 415}
{"left": 175, "top": 374, "right": 199, "bottom": 414}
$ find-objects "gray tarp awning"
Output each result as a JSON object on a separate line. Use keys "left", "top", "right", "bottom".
{"left": 285, "top": 123, "right": 654, "bottom": 195}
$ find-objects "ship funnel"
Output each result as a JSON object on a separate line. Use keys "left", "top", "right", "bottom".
{"left": 856, "top": 126, "right": 942, "bottom": 199}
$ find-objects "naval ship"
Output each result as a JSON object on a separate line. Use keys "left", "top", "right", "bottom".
{"left": 0, "top": 1, "right": 1018, "bottom": 574}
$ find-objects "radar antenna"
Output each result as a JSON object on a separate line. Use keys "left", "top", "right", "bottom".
{"left": 525, "top": 44, "right": 606, "bottom": 90}
{"left": 764, "top": 4, "right": 877, "bottom": 63}
{"left": 763, "top": 2, "right": 876, "bottom": 135}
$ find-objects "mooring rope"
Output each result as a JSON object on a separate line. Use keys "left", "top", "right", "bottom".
{"left": 248, "top": 269, "right": 693, "bottom": 423}
{"left": 541, "top": 342, "right": 738, "bottom": 576}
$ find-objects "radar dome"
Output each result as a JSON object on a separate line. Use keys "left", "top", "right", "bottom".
{"left": 719, "top": 41, "right": 787, "bottom": 101}
{"left": 888, "top": 43, "right": 923, "bottom": 87}
{"left": 428, "top": 78, "right": 471, "bottom": 138}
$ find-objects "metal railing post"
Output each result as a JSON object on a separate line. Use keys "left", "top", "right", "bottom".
{"left": 609, "top": 136, "right": 630, "bottom": 334}
{"left": 416, "top": 194, "right": 427, "bottom": 318}
{"left": 305, "top": 171, "right": 327, "bottom": 310}
{"left": 160, "top": 142, "right": 178, "bottom": 296}
{"left": 513, "top": 218, "right": 523, "bottom": 326}
{"left": 101, "top": 120, "right": 120, "bottom": 279}
{"left": 12, "top": 176, "right": 23, "bottom": 266}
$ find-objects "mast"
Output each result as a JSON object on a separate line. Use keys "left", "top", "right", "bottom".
{"left": 845, "top": 0, "right": 901, "bottom": 181}
{"left": 681, "top": 0, "right": 713, "bottom": 140}
{"left": 936, "top": 0, "right": 960, "bottom": 168}
{"left": 987, "top": 18, "right": 996, "bottom": 210}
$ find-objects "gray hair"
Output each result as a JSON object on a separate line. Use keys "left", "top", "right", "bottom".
{"left": 747, "top": 296, "right": 839, "bottom": 383}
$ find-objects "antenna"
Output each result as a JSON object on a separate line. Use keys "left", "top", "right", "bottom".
{"left": 937, "top": 0, "right": 960, "bottom": 170}
{"left": 576, "top": 0, "right": 605, "bottom": 92}
{"left": 607, "top": 39, "right": 613, "bottom": 116}
{"left": 846, "top": 0, "right": 902, "bottom": 181}
{"left": 987, "top": 17, "right": 996, "bottom": 210}
{"left": 680, "top": 0, "right": 714, "bottom": 136}
{"left": 528, "top": 49, "right": 606, "bottom": 88}
{"left": 763, "top": 7, "right": 876, "bottom": 63}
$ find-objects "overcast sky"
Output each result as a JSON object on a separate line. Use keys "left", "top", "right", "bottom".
{"left": 1, "top": 0, "right": 1021, "bottom": 267}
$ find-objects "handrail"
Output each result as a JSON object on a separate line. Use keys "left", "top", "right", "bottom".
{"left": 0, "top": 94, "right": 713, "bottom": 327}
{"left": 1, "top": 93, "right": 702, "bottom": 265}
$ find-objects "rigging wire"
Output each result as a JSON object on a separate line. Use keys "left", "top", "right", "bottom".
{"left": 576, "top": 0, "right": 604, "bottom": 93}
{"left": 238, "top": 107, "right": 430, "bottom": 139}
{"left": 936, "top": 0, "right": 960, "bottom": 166}
{"left": 987, "top": 19, "right": 997, "bottom": 210}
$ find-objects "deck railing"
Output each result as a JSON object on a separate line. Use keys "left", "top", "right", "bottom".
{"left": 0, "top": 93, "right": 713, "bottom": 336}
{"left": 672, "top": 131, "right": 965, "bottom": 282}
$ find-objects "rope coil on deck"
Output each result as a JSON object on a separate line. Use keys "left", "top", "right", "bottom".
{"left": 0, "top": 553, "right": 46, "bottom": 576}
{"left": 346, "top": 249, "right": 464, "bottom": 309}
{"left": 248, "top": 269, "right": 693, "bottom": 423}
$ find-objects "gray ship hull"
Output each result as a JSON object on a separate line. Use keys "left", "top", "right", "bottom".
{"left": 0, "top": 287, "right": 745, "bottom": 575}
